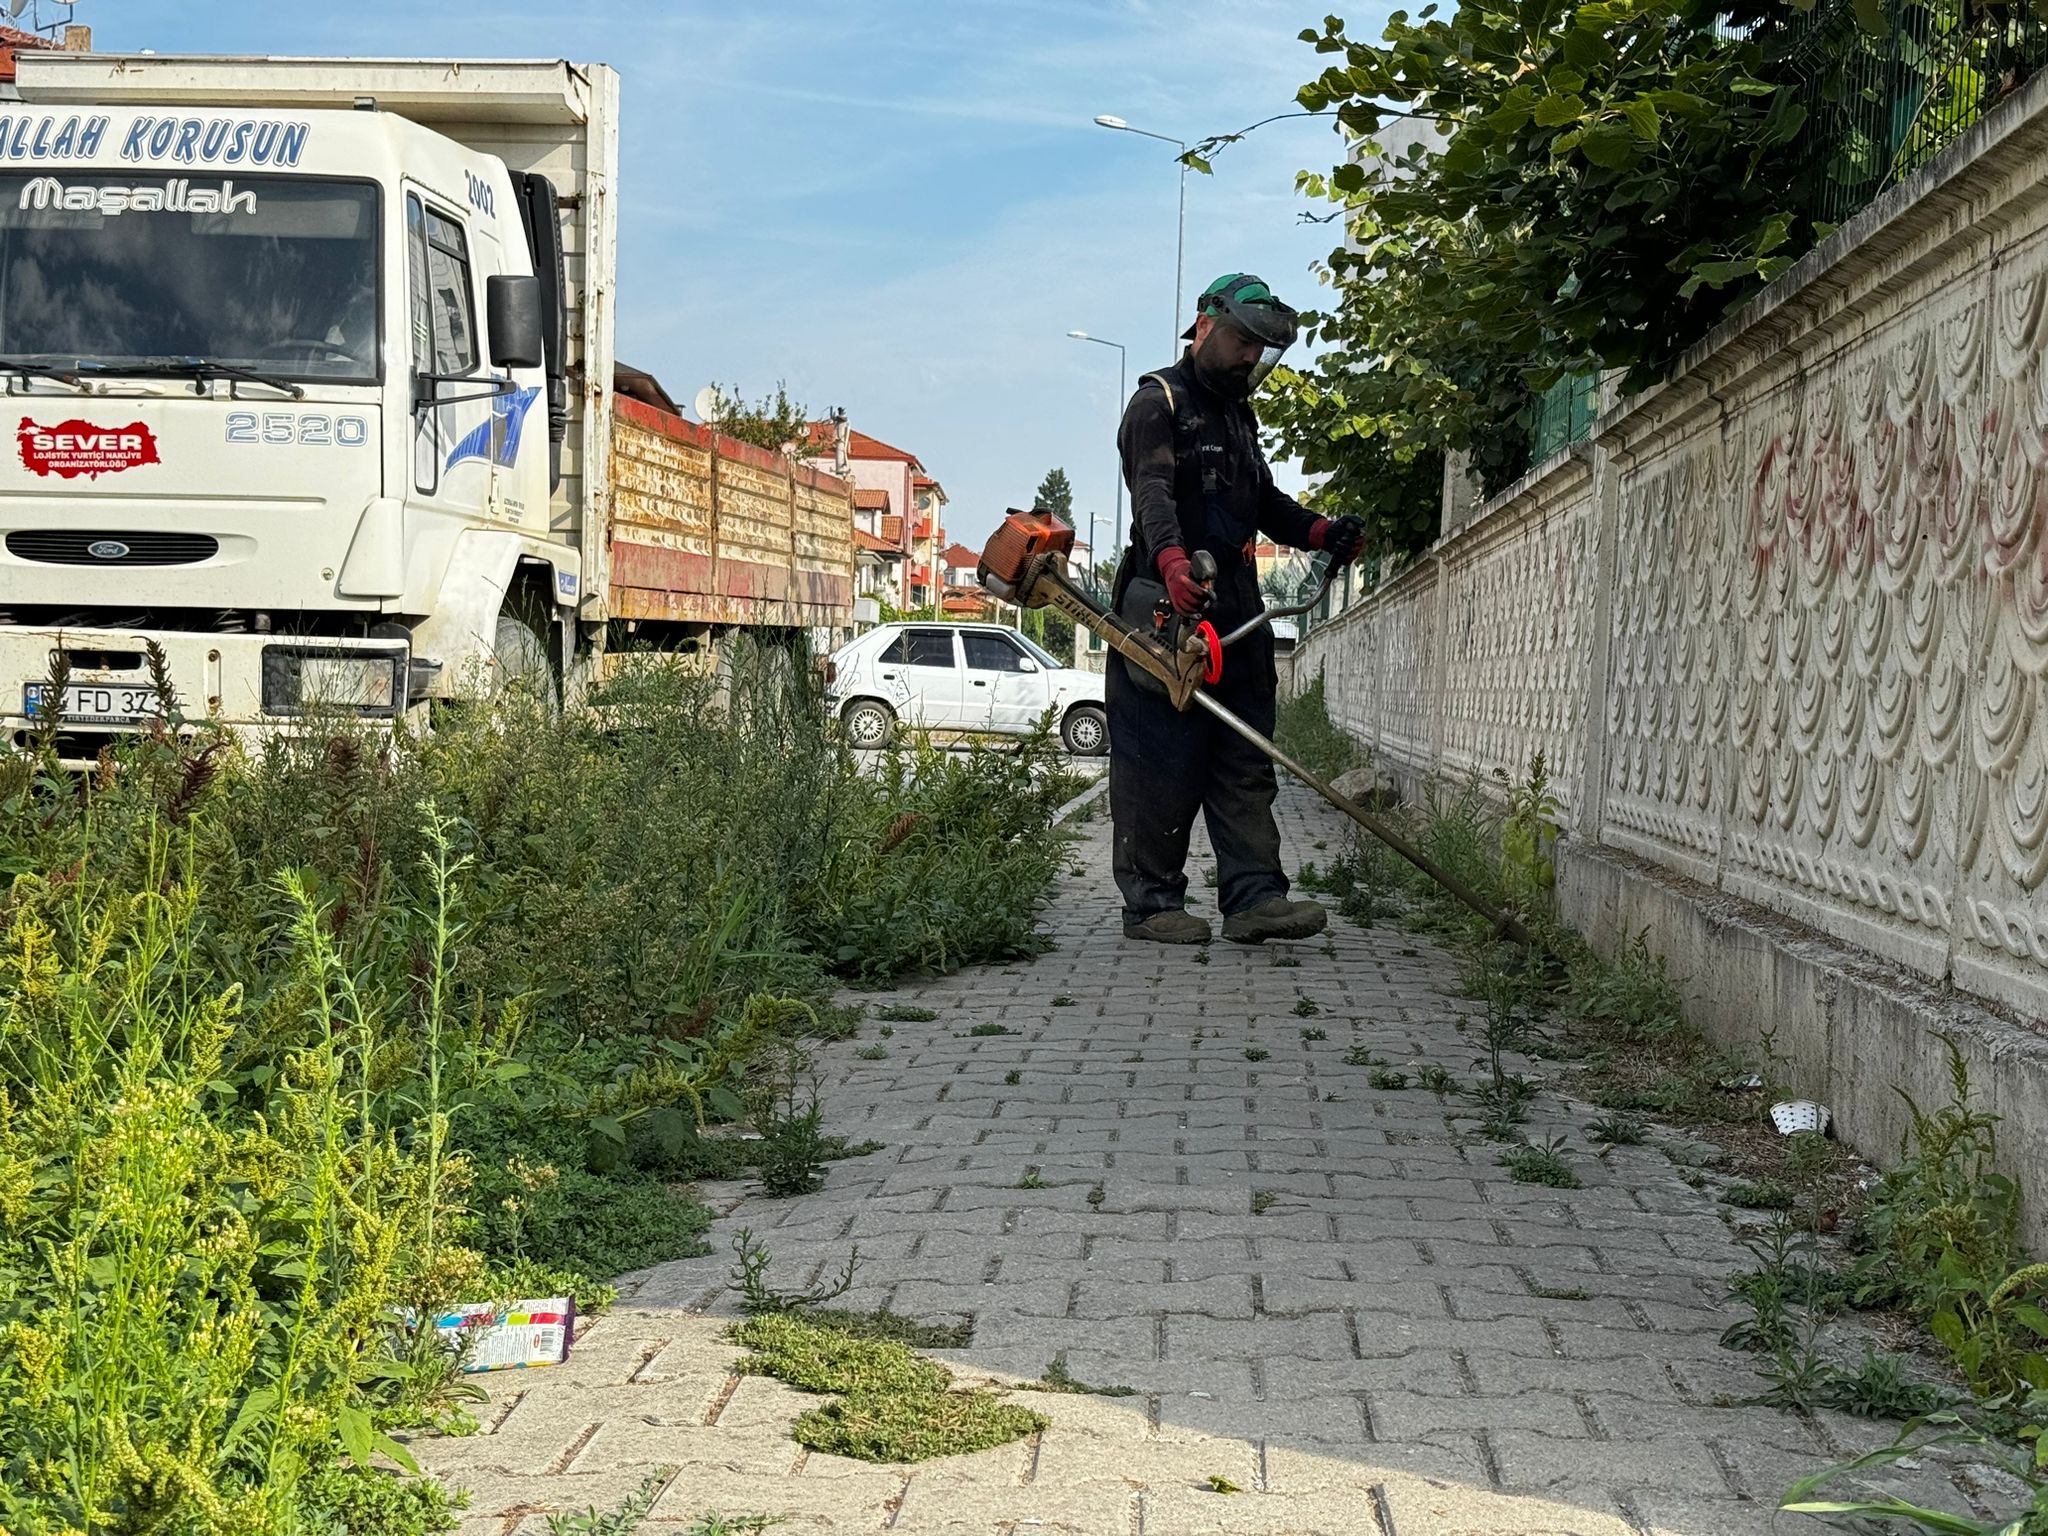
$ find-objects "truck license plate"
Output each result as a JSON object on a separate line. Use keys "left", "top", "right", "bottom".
{"left": 23, "top": 683, "right": 162, "bottom": 725}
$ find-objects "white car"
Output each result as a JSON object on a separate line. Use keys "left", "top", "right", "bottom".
{"left": 827, "top": 622, "right": 1108, "bottom": 756}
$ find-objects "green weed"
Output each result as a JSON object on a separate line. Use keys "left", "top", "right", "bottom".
{"left": 1292, "top": 997, "right": 1321, "bottom": 1017}
{"left": 1252, "top": 1191, "right": 1278, "bottom": 1214}
{"left": 1244, "top": 1047, "right": 1270, "bottom": 1062}
{"left": 1051, "top": 995, "right": 1077, "bottom": 1007}
{"left": 680, "top": 1517, "right": 785, "bottom": 1536}
{"left": 1586, "top": 1114, "right": 1646, "bottom": 1146}
{"left": 1725, "top": 1180, "right": 1796, "bottom": 1211}
{"left": 1300, "top": 1026, "right": 1327, "bottom": 1041}
{"left": 1205, "top": 1475, "right": 1245, "bottom": 1495}
{"left": 962, "top": 1024, "right": 1015, "bottom": 1037}
{"left": 1004, "top": 1069, "right": 1022, "bottom": 1085}
{"left": 1344, "top": 1047, "right": 1383, "bottom": 1067}
{"left": 799, "top": 1310, "right": 972, "bottom": 1349}
{"left": 1498, "top": 1137, "right": 1581, "bottom": 1189}
{"left": 1368, "top": 1069, "right": 1412, "bottom": 1090}
{"left": 1273, "top": 674, "right": 1362, "bottom": 780}
{"left": 1033, "top": 1357, "right": 1138, "bottom": 1397}
{"left": 1569, "top": 930, "right": 1685, "bottom": 1038}
{"left": 1851, "top": 1044, "right": 2048, "bottom": 1399}
{"left": 878, "top": 1006, "right": 939, "bottom": 1023}
{"left": 730, "top": 1314, "right": 1045, "bottom": 1463}
{"left": 856, "top": 1045, "right": 889, "bottom": 1061}
{"left": 547, "top": 1469, "right": 674, "bottom": 1534}
{"left": 1417, "top": 1064, "right": 1458, "bottom": 1094}
{"left": 1017, "top": 1168, "right": 1047, "bottom": 1189}
{"left": 728, "top": 1230, "right": 860, "bottom": 1315}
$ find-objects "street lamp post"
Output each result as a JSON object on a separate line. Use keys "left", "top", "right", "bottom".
{"left": 1093, "top": 114, "right": 1186, "bottom": 358}
{"left": 1067, "top": 329, "right": 1128, "bottom": 559}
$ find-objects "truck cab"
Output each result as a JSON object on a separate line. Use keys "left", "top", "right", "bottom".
{"left": 0, "top": 59, "right": 587, "bottom": 761}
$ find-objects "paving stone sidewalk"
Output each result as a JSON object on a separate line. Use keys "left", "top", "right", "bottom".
{"left": 419, "top": 784, "right": 1968, "bottom": 1536}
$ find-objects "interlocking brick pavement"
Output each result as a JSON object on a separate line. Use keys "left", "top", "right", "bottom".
{"left": 417, "top": 785, "right": 1973, "bottom": 1535}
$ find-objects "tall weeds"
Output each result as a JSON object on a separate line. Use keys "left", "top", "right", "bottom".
{"left": 0, "top": 640, "right": 1079, "bottom": 1533}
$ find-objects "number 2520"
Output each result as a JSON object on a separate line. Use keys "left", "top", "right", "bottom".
{"left": 225, "top": 412, "right": 370, "bottom": 447}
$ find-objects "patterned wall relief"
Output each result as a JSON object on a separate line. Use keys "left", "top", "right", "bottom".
{"left": 1708, "top": 285, "right": 1988, "bottom": 976}
{"left": 1437, "top": 491, "right": 1595, "bottom": 825}
{"left": 1602, "top": 439, "right": 1734, "bottom": 881}
{"left": 1319, "top": 567, "right": 1438, "bottom": 784}
{"left": 1295, "top": 210, "right": 2046, "bottom": 1009}
{"left": 1956, "top": 252, "right": 2048, "bottom": 1002}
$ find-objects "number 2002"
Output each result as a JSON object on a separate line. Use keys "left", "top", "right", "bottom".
{"left": 225, "top": 412, "right": 370, "bottom": 447}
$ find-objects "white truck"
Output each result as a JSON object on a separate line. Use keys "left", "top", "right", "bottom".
{"left": 0, "top": 54, "right": 854, "bottom": 761}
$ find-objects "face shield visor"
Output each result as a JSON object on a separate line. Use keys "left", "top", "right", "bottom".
{"left": 1184, "top": 291, "right": 1300, "bottom": 393}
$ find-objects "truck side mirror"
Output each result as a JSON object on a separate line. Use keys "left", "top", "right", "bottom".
{"left": 486, "top": 275, "right": 545, "bottom": 369}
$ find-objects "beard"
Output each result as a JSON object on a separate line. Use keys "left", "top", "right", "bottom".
{"left": 1192, "top": 335, "right": 1256, "bottom": 399}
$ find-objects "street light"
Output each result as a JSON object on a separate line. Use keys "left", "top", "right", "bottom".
{"left": 1093, "top": 114, "right": 1187, "bottom": 358}
{"left": 1067, "top": 329, "right": 1127, "bottom": 561}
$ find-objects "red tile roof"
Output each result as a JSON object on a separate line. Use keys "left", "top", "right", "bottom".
{"left": 941, "top": 543, "right": 981, "bottom": 569}
{"left": 853, "top": 488, "right": 891, "bottom": 511}
{"left": 806, "top": 421, "right": 924, "bottom": 468}
{"left": 854, "top": 528, "right": 900, "bottom": 556}
{"left": 881, "top": 514, "right": 905, "bottom": 545}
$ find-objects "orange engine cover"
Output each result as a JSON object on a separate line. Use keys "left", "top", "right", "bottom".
{"left": 980, "top": 509, "right": 1075, "bottom": 583}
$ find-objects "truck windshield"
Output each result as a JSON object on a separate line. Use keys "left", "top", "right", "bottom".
{"left": 0, "top": 174, "right": 378, "bottom": 383}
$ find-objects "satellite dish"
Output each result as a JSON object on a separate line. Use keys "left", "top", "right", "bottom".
{"left": 9, "top": 2, "right": 30, "bottom": 19}
{"left": 692, "top": 385, "right": 724, "bottom": 423}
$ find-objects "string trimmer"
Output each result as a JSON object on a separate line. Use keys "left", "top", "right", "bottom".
{"left": 977, "top": 509, "right": 1540, "bottom": 951}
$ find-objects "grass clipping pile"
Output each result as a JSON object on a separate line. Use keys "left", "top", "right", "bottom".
{"left": 731, "top": 1315, "right": 1047, "bottom": 1462}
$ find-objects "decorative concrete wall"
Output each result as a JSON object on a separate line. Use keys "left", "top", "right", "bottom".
{"left": 1294, "top": 71, "right": 2048, "bottom": 1027}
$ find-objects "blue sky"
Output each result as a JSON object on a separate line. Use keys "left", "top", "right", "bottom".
{"left": 74, "top": 0, "right": 1376, "bottom": 549}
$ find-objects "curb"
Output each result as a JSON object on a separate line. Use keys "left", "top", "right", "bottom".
{"left": 1053, "top": 773, "right": 1108, "bottom": 826}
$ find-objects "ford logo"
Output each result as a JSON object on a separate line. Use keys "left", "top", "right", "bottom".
{"left": 86, "top": 540, "right": 130, "bottom": 560}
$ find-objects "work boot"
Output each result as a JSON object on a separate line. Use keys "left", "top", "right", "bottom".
{"left": 1123, "top": 910, "right": 1213, "bottom": 945}
{"left": 1222, "top": 897, "right": 1328, "bottom": 945}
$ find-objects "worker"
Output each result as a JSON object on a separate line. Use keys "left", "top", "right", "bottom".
{"left": 1109, "top": 273, "right": 1365, "bottom": 945}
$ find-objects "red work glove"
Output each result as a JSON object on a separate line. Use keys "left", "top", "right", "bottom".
{"left": 1156, "top": 546, "right": 1209, "bottom": 615}
{"left": 1309, "top": 514, "right": 1367, "bottom": 566}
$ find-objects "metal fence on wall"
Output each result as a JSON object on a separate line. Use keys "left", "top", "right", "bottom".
{"left": 1516, "top": 0, "right": 2048, "bottom": 476}
{"left": 1773, "top": 0, "right": 2048, "bottom": 229}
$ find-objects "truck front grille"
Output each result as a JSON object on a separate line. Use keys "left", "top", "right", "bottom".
{"left": 5, "top": 530, "right": 221, "bottom": 566}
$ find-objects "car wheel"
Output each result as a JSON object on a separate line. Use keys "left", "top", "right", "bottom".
{"left": 1062, "top": 703, "right": 1108, "bottom": 757}
{"left": 843, "top": 698, "right": 897, "bottom": 749}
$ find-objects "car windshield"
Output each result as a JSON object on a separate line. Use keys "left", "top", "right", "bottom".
{"left": 1012, "top": 631, "right": 1062, "bottom": 669}
{"left": 0, "top": 174, "right": 379, "bottom": 382}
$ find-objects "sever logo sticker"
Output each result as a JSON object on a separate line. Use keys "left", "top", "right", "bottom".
{"left": 18, "top": 417, "right": 161, "bottom": 479}
{"left": 445, "top": 386, "right": 539, "bottom": 472}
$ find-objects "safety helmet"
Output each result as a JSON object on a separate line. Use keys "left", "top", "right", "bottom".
{"left": 1183, "top": 272, "right": 1299, "bottom": 388}
{"left": 1183, "top": 273, "right": 1299, "bottom": 347}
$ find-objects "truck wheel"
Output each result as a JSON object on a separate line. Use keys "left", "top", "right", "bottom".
{"left": 493, "top": 611, "right": 554, "bottom": 700}
{"left": 842, "top": 698, "right": 896, "bottom": 749}
{"left": 1062, "top": 704, "right": 1108, "bottom": 757}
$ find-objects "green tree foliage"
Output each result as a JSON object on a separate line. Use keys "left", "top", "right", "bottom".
{"left": 1248, "top": 0, "right": 1837, "bottom": 564}
{"left": 708, "top": 381, "right": 812, "bottom": 453}
{"left": 1033, "top": 467, "right": 1075, "bottom": 523}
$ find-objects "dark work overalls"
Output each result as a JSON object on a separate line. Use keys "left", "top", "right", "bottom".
{"left": 1107, "top": 352, "right": 1322, "bottom": 926}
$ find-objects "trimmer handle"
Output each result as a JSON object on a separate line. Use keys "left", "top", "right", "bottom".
{"left": 1152, "top": 548, "right": 1219, "bottom": 628}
